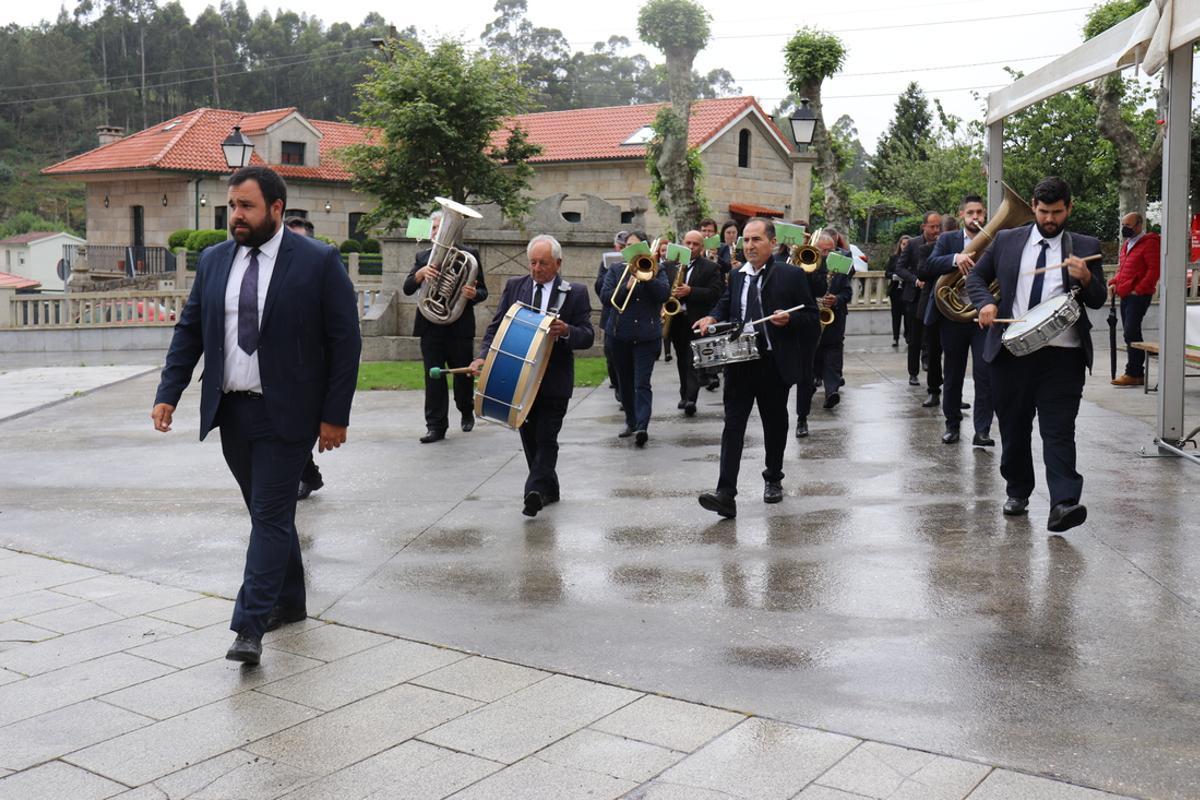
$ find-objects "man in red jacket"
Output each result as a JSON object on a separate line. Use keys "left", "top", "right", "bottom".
{"left": 1108, "top": 212, "right": 1161, "bottom": 387}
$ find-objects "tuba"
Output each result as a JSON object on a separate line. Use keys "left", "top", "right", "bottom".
{"left": 416, "top": 196, "right": 482, "bottom": 325}
{"left": 933, "top": 182, "right": 1034, "bottom": 322}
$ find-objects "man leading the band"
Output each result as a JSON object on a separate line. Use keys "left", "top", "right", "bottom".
{"left": 667, "top": 230, "right": 724, "bottom": 417}
{"left": 926, "top": 194, "right": 995, "bottom": 447}
{"left": 404, "top": 210, "right": 488, "bottom": 444}
{"left": 694, "top": 218, "right": 818, "bottom": 518}
{"left": 470, "top": 235, "right": 593, "bottom": 517}
{"left": 967, "top": 176, "right": 1106, "bottom": 533}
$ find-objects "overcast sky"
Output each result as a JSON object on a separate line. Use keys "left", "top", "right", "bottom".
{"left": 11, "top": 0, "right": 1097, "bottom": 149}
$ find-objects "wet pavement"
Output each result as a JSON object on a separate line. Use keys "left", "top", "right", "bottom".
{"left": 1, "top": 338, "right": 1198, "bottom": 799}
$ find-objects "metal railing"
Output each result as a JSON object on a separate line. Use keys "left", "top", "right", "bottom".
{"left": 76, "top": 245, "right": 177, "bottom": 276}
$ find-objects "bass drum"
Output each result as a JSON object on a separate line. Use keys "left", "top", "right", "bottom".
{"left": 1001, "top": 292, "right": 1081, "bottom": 357}
{"left": 474, "top": 303, "right": 555, "bottom": 429}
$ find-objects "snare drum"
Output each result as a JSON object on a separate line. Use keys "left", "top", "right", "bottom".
{"left": 474, "top": 303, "right": 554, "bottom": 429}
{"left": 691, "top": 333, "right": 760, "bottom": 369}
{"left": 1002, "top": 292, "right": 1081, "bottom": 357}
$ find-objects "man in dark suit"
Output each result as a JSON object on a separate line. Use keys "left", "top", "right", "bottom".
{"left": 666, "top": 230, "right": 724, "bottom": 416}
{"left": 810, "top": 231, "right": 853, "bottom": 411}
{"left": 470, "top": 234, "right": 594, "bottom": 517}
{"left": 595, "top": 231, "right": 628, "bottom": 405}
{"left": 403, "top": 211, "right": 487, "bottom": 443}
{"left": 894, "top": 211, "right": 942, "bottom": 391}
{"left": 967, "top": 176, "right": 1106, "bottom": 533}
{"left": 694, "top": 218, "right": 818, "bottom": 518}
{"left": 151, "top": 166, "right": 361, "bottom": 665}
{"left": 926, "top": 194, "right": 995, "bottom": 447}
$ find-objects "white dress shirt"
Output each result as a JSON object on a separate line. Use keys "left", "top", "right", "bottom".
{"left": 1011, "top": 226, "right": 1080, "bottom": 349}
{"left": 223, "top": 224, "right": 283, "bottom": 392}
{"left": 737, "top": 261, "right": 771, "bottom": 349}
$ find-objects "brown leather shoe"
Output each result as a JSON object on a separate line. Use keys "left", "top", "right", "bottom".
{"left": 1111, "top": 374, "right": 1145, "bottom": 387}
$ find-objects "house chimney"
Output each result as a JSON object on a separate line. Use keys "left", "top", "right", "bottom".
{"left": 96, "top": 125, "right": 124, "bottom": 146}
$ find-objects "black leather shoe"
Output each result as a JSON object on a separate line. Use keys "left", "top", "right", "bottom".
{"left": 634, "top": 430, "right": 648, "bottom": 448}
{"left": 1047, "top": 501, "right": 1087, "bottom": 533}
{"left": 419, "top": 429, "right": 446, "bottom": 444}
{"left": 1002, "top": 497, "right": 1029, "bottom": 516}
{"left": 941, "top": 427, "right": 960, "bottom": 444}
{"left": 677, "top": 400, "right": 687, "bottom": 409}
{"left": 698, "top": 491, "right": 737, "bottom": 518}
{"left": 297, "top": 471, "right": 324, "bottom": 500}
{"left": 461, "top": 413, "right": 474, "bottom": 432}
{"left": 908, "top": 375, "right": 920, "bottom": 386}
{"left": 763, "top": 481, "right": 783, "bottom": 503}
{"left": 684, "top": 402, "right": 696, "bottom": 417}
{"left": 618, "top": 427, "right": 634, "bottom": 438}
{"left": 972, "top": 432, "right": 995, "bottom": 447}
{"left": 823, "top": 392, "right": 840, "bottom": 409}
{"left": 921, "top": 392, "right": 940, "bottom": 408}
{"left": 522, "top": 491, "right": 543, "bottom": 517}
{"left": 297, "top": 481, "right": 316, "bottom": 500}
{"left": 706, "top": 377, "right": 720, "bottom": 391}
{"left": 960, "top": 402, "right": 971, "bottom": 410}
{"left": 225, "top": 634, "right": 262, "bottom": 665}
{"left": 795, "top": 419, "right": 809, "bottom": 438}
{"left": 892, "top": 340, "right": 899, "bottom": 348}
{"left": 265, "top": 606, "right": 307, "bottom": 633}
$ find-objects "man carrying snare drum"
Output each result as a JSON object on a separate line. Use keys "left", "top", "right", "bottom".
{"left": 470, "top": 235, "right": 594, "bottom": 518}
{"left": 693, "top": 218, "right": 818, "bottom": 519}
{"left": 967, "top": 176, "right": 1106, "bottom": 534}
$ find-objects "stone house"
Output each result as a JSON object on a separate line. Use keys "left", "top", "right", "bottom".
{"left": 0, "top": 231, "right": 85, "bottom": 291}
{"left": 41, "top": 107, "right": 375, "bottom": 253}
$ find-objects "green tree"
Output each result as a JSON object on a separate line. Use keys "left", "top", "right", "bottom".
{"left": 341, "top": 38, "right": 541, "bottom": 230}
{"left": 1083, "top": 0, "right": 1159, "bottom": 218}
{"left": 481, "top": 0, "right": 573, "bottom": 110}
{"left": 783, "top": 27, "right": 850, "bottom": 232}
{"left": 872, "top": 82, "right": 935, "bottom": 188}
{"left": 637, "top": 0, "right": 711, "bottom": 235}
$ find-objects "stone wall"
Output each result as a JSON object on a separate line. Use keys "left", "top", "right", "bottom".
{"left": 701, "top": 116, "right": 794, "bottom": 223}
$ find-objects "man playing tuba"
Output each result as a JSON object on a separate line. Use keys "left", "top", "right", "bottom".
{"left": 403, "top": 209, "right": 488, "bottom": 443}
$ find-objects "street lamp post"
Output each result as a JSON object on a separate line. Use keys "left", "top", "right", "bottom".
{"left": 788, "top": 99, "right": 819, "bottom": 224}
{"left": 221, "top": 125, "right": 254, "bottom": 170}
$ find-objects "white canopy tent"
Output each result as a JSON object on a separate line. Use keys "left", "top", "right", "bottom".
{"left": 984, "top": 0, "right": 1200, "bottom": 463}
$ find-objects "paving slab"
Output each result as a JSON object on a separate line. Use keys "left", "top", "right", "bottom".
{"left": 145, "top": 597, "right": 235, "bottom": 628}
{"left": 536, "top": 727, "right": 683, "bottom": 783}
{"left": 591, "top": 694, "right": 745, "bottom": 752}
{"left": 133, "top": 749, "right": 316, "bottom": 800}
{"left": 0, "top": 616, "right": 191, "bottom": 676}
{"left": 20, "top": 600, "right": 125, "bottom": 633}
{"left": 0, "top": 699, "right": 151, "bottom": 771}
{"left": 967, "top": 769, "right": 1132, "bottom": 799}
{"left": 0, "top": 365, "right": 154, "bottom": 422}
{"left": 53, "top": 575, "right": 203, "bottom": 618}
{"left": 409, "top": 655, "right": 550, "bottom": 702}
{"left": 0, "top": 589, "right": 82, "bottom": 622}
{"left": 0, "top": 760, "right": 127, "bottom": 800}
{"left": 447, "top": 756, "right": 637, "bottom": 800}
{"left": 0, "top": 651, "right": 174, "bottom": 727}
{"left": 265, "top": 623, "right": 390, "bottom": 662}
{"left": 813, "top": 741, "right": 991, "bottom": 799}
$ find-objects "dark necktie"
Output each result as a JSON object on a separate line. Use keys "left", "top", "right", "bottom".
{"left": 237, "top": 248, "right": 260, "bottom": 355}
{"left": 533, "top": 282, "right": 544, "bottom": 311}
{"left": 1028, "top": 240, "right": 1049, "bottom": 308}
{"left": 745, "top": 272, "right": 763, "bottom": 333}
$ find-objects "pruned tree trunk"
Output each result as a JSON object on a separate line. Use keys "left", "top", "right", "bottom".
{"left": 1094, "top": 76, "right": 1164, "bottom": 218}
{"left": 798, "top": 79, "right": 850, "bottom": 232}
{"left": 657, "top": 49, "right": 703, "bottom": 236}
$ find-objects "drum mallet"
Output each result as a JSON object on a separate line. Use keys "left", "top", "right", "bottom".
{"left": 428, "top": 366, "right": 476, "bottom": 379}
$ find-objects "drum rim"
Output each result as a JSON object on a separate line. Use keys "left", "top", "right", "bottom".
{"left": 1003, "top": 293, "right": 1075, "bottom": 340}
{"left": 474, "top": 302, "right": 555, "bottom": 429}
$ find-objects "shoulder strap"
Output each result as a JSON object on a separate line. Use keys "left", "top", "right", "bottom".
{"left": 549, "top": 279, "right": 571, "bottom": 315}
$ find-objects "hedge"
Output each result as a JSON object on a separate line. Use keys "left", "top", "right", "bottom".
{"left": 340, "top": 239, "right": 362, "bottom": 254}
{"left": 168, "top": 229, "right": 193, "bottom": 250}
{"left": 185, "top": 229, "right": 228, "bottom": 252}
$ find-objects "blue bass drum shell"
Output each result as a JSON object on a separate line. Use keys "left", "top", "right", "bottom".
{"left": 474, "top": 303, "right": 555, "bottom": 429}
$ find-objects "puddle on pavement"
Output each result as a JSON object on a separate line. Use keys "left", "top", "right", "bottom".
{"left": 725, "top": 645, "right": 819, "bottom": 670}
{"left": 412, "top": 529, "right": 485, "bottom": 552}
{"left": 609, "top": 565, "right": 709, "bottom": 603}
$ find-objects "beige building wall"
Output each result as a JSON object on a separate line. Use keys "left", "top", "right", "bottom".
{"left": 247, "top": 116, "right": 322, "bottom": 168}
{"left": 523, "top": 161, "right": 659, "bottom": 231}
{"left": 701, "top": 117, "right": 794, "bottom": 223}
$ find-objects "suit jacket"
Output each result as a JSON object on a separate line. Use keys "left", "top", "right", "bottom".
{"left": 709, "top": 256, "right": 817, "bottom": 386}
{"left": 478, "top": 274, "right": 594, "bottom": 399}
{"left": 716, "top": 244, "right": 743, "bottom": 277}
{"left": 601, "top": 258, "right": 671, "bottom": 343}
{"left": 402, "top": 245, "right": 487, "bottom": 337}
{"left": 813, "top": 262, "right": 853, "bottom": 322}
{"left": 672, "top": 256, "right": 724, "bottom": 326}
{"left": 966, "top": 224, "right": 1106, "bottom": 367}
{"left": 894, "top": 236, "right": 936, "bottom": 304}
{"left": 924, "top": 229, "right": 969, "bottom": 325}
{"left": 154, "top": 228, "right": 362, "bottom": 442}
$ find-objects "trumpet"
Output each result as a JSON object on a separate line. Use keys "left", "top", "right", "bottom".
{"left": 788, "top": 242, "right": 821, "bottom": 273}
{"left": 610, "top": 238, "right": 661, "bottom": 313}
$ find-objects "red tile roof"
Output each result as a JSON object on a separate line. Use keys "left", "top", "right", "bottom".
{"left": 490, "top": 96, "right": 793, "bottom": 163}
{"left": 0, "top": 231, "right": 63, "bottom": 245}
{"left": 0, "top": 272, "right": 41, "bottom": 290}
{"left": 42, "top": 108, "right": 374, "bottom": 182}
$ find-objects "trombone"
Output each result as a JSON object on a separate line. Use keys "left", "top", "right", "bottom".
{"left": 610, "top": 238, "right": 665, "bottom": 313}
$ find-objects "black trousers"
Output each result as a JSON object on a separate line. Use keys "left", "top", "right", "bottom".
{"left": 888, "top": 286, "right": 906, "bottom": 341}
{"left": 611, "top": 338, "right": 658, "bottom": 432}
{"left": 793, "top": 324, "right": 819, "bottom": 420}
{"left": 924, "top": 317, "right": 944, "bottom": 392}
{"left": 1121, "top": 293, "right": 1153, "bottom": 378}
{"left": 905, "top": 300, "right": 924, "bottom": 378}
{"left": 813, "top": 315, "right": 846, "bottom": 397}
{"left": 667, "top": 320, "right": 700, "bottom": 403}
{"left": 218, "top": 394, "right": 313, "bottom": 639}
{"left": 940, "top": 320, "right": 994, "bottom": 434}
{"left": 519, "top": 395, "right": 569, "bottom": 499}
{"left": 718, "top": 351, "right": 791, "bottom": 497}
{"left": 990, "top": 346, "right": 1087, "bottom": 506}
{"left": 421, "top": 332, "right": 474, "bottom": 431}
{"left": 603, "top": 334, "right": 619, "bottom": 390}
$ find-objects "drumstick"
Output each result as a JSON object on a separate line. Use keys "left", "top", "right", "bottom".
{"left": 746, "top": 304, "right": 807, "bottom": 327}
{"left": 1022, "top": 253, "right": 1102, "bottom": 275}
{"left": 993, "top": 318, "right": 1025, "bottom": 324}
{"left": 428, "top": 366, "right": 475, "bottom": 379}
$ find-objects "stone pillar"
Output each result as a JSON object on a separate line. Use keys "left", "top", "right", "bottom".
{"left": 347, "top": 252, "right": 360, "bottom": 281}
{"left": 0, "top": 288, "right": 14, "bottom": 327}
{"left": 789, "top": 150, "right": 817, "bottom": 223}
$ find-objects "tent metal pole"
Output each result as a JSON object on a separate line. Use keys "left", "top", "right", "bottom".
{"left": 1157, "top": 45, "right": 1191, "bottom": 449}
{"left": 987, "top": 121, "right": 1004, "bottom": 217}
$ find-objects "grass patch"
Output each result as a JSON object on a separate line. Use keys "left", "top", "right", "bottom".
{"left": 358, "top": 356, "right": 612, "bottom": 391}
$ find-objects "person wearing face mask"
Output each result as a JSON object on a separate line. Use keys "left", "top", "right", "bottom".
{"left": 968, "top": 176, "right": 1106, "bottom": 534}
{"left": 151, "top": 166, "right": 361, "bottom": 665}
{"left": 1107, "top": 212, "right": 1160, "bottom": 387}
